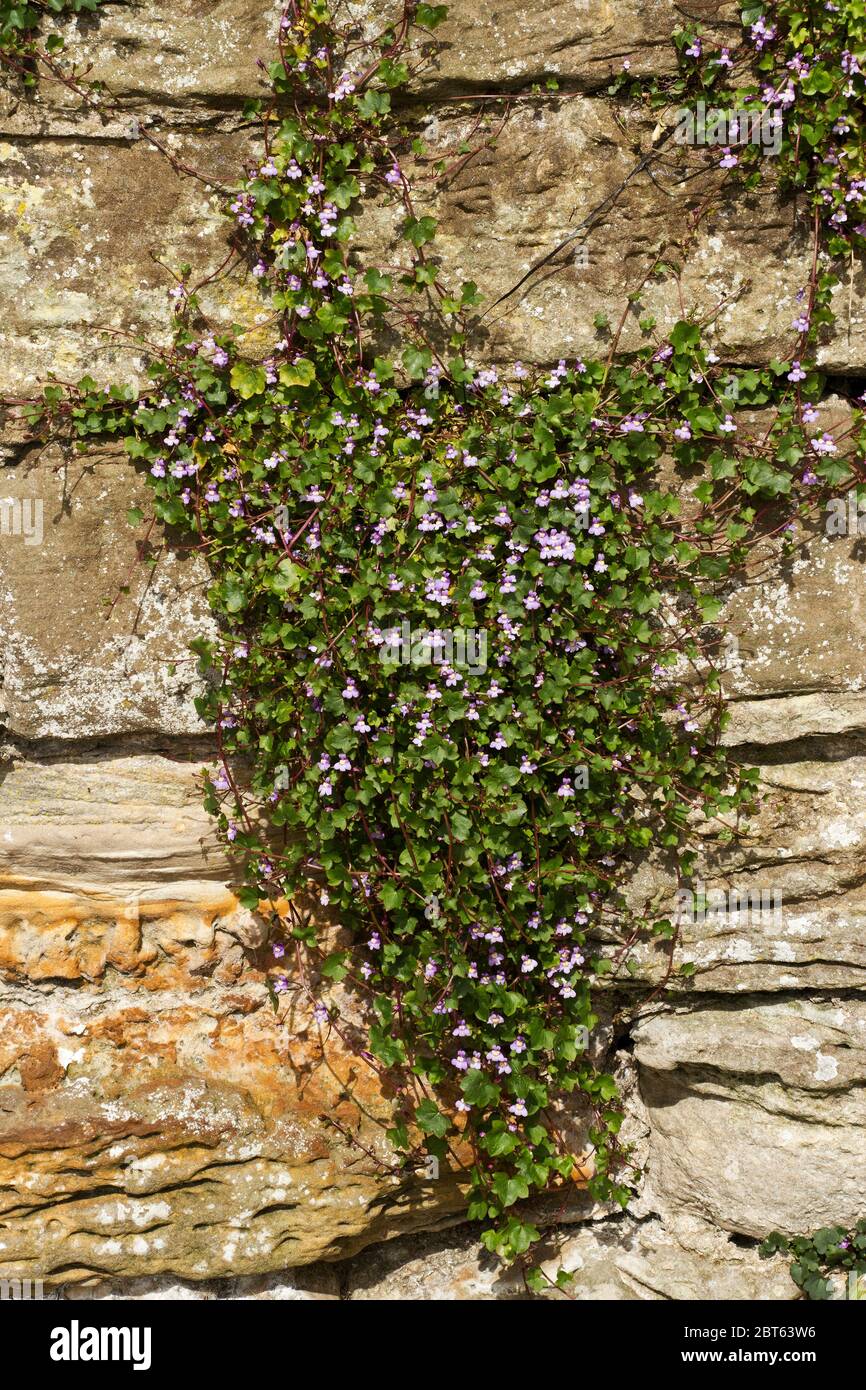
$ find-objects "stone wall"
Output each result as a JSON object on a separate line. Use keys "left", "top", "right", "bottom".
{"left": 0, "top": 1, "right": 864, "bottom": 1300}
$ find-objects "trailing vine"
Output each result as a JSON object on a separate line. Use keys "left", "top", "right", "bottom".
{"left": 4, "top": 1, "right": 866, "bottom": 1291}
{"left": 0, "top": 0, "right": 106, "bottom": 75}
{"left": 760, "top": 1223, "right": 866, "bottom": 1300}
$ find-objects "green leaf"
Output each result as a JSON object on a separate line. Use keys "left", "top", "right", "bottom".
{"left": 484, "top": 1129, "right": 518, "bottom": 1158}
{"left": 415, "top": 1099, "right": 449, "bottom": 1138}
{"left": 272, "top": 558, "right": 302, "bottom": 596}
{"left": 416, "top": 3, "right": 449, "bottom": 27}
{"left": 279, "top": 358, "right": 316, "bottom": 388}
{"left": 402, "top": 345, "right": 433, "bottom": 379}
{"left": 222, "top": 577, "right": 247, "bottom": 613}
{"left": 461, "top": 1069, "right": 500, "bottom": 1108}
{"left": 669, "top": 321, "right": 701, "bottom": 351}
{"left": 403, "top": 215, "right": 437, "bottom": 247}
{"left": 230, "top": 362, "right": 267, "bottom": 399}
{"left": 320, "top": 951, "right": 348, "bottom": 981}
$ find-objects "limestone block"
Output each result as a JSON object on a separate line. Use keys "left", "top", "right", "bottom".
{"left": 26, "top": 0, "right": 736, "bottom": 116}
{"left": 0, "top": 444, "right": 215, "bottom": 738}
{"left": 0, "top": 751, "right": 223, "bottom": 890}
{"left": 614, "top": 759, "right": 866, "bottom": 993}
{"left": 0, "top": 130, "right": 253, "bottom": 393}
{"left": 355, "top": 101, "right": 865, "bottom": 369}
{"left": 633, "top": 998, "right": 866, "bottom": 1236}
{"left": 2, "top": 105, "right": 864, "bottom": 398}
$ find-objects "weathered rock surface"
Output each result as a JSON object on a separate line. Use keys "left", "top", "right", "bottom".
{"left": 0, "top": 749, "right": 222, "bottom": 888}
{"left": 718, "top": 398, "right": 866, "bottom": 739}
{"left": 28, "top": 0, "right": 736, "bottom": 116}
{"left": 0, "top": 131, "right": 253, "bottom": 394}
{"left": 344, "top": 1212, "right": 795, "bottom": 1300}
{"left": 633, "top": 998, "right": 866, "bottom": 1237}
{"left": 614, "top": 757, "right": 866, "bottom": 993}
{"left": 0, "top": 745, "right": 474, "bottom": 1283}
{"left": 0, "top": 891, "right": 469, "bottom": 1282}
{"left": 0, "top": 445, "right": 214, "bottom": 738}
{"left": 1, "top": 104, "right": 864, "bottom": 397}
{"left": 59, "top": 1269, "right": 341, "bottom": 1300}
{"left": 358, "top": 102, "right": 865, "bottom": 369}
